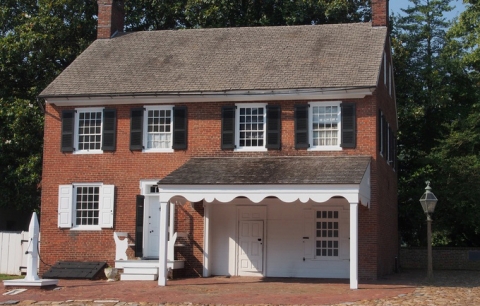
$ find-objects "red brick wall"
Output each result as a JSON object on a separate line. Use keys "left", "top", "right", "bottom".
{"left": 400, "top": 248, "right": 480, "bottom": 270}
{"left": 371, "top": 40, "right": 399, "bottom": 279}
{"left": 372, "top": 0, "right": 389, "bottom": 27}
{"left": 40, "top": 74, "right": 398, "bottom": 279}
{"left": 97, "top": 0, "right": 124, "bottom": 39}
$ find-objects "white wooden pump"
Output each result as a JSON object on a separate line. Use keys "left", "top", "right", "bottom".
{"left": 3, "top": 212, "right": 58, "bottom": 287}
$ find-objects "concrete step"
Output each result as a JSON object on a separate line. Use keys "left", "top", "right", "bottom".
{"left": 123, "top": 267, "right": 158, "bottom": 275}
{"left": 115, "top": 260, "right": 185, "bottom": 269}
{"left": 120, "top": 273, "right": 158, "bottom": 281}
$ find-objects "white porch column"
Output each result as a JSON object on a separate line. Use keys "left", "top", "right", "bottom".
{"left": 203, "top": 202, "right": 211, "bottom": 277}
{"left": 158, "top": 200, "right": 170, "bottom": 286}
{"left": 349, "top": 201, "right": 359, "bottom": 289}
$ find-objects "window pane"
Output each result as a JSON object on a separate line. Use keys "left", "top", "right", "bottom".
{"left": 75, "top": 186, "right": 100, "bottom": 226}
{"left": 315, "top": 210, "right": 340, "bottom": 257}
{"left": 77, "top": 111, "right": 102, "bottom": 151}
{"left": 147, "top": 108, "right": 172, "bottom": 149}
{"left": 238, "top": 106, "right": 265, "bottom": 148}
{"left": 311, "top": 105, "right": 340, "bottom": 147}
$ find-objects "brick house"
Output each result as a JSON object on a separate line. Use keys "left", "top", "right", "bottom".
{"left": 38, "top": 0, "right": 397, "bottom": 289}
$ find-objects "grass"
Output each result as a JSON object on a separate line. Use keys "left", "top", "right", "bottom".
{"left": 0, "top": 274, "right": 24, "bottom": 280}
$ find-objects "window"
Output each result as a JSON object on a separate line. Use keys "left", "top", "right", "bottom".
{"left": 315, "top": 210, "right": 340, "bottom": 257}
{"left": 379, "top": 111, "right": 385, "bottom": 156}
{"left": 238, "top": 105, "right": 265, "bottom": 149}
{"left": 145, "top": 106, "right": 172, "bottom": 151}
{"left": 378, "top": 110, "right": 396, "bottom": 169}
{"left": 221, "top": 104, "right": 281, "bottom": 151}
{"left": 61, "top": 108, "right": 117, "bottom": 153}
{"left": 58, "top": 184, "right": 115, "bottom": 229}
{"left": 130, "top": 106, "right": 187, "bottom": 152}
{"left": 294, "top": 102, "right": 355, "bottom": 150}
{"left": 311, "top": 103, "right": 340, "bottom": 148}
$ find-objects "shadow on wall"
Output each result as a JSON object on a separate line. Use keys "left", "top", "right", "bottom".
{"left": 0, "top": 207, "right": 31, "bottom": 231}
{"left": 176, "top": 200, "right": 204, "bottom": 277}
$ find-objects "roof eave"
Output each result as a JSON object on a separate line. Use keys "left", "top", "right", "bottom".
{"left": 41, "top": 86, "right": 377, "bottom": 106}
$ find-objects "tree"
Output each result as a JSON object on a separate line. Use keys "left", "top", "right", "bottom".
{"left": 425, "top": 0, "right": 480, "bottom": 246}
{"left": 0, "top": 0, "right": 97, "bottom": 213}
{"left": 124, "top": 0, "right": 371, "bottom": 30}
{"left": 392, "top": 0, "right": 454, "bottom": 246}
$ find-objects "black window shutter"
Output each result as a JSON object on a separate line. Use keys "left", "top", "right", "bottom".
{"left": 383, "top": 120, "right": 388, "bottom": 157}
{"left": 294, "top": 105, "right": 309, "bottom": 149}
{"left": 393, "top": 133, "right": 397, "bottom": 170}
{"left": 130, "top": 108, "right": 144, "bottom": 151}
{"left": 172, "top": 106, "right": 187, "bottom": 150}
{"left": 388, "top": 127, "right": 394, "bottom": 165}
{"left": 61, "top": 110, "right": 75, "bottom": 152}
{"left": 135, "top": 195, "right": 145, "bottom": 258}
{"left": 221, "top": 106, "right": 235, "bottom": 149}
{"left": 266, "top": 105, "right": 281, "bottom": 150}
{"left": 340, "top": 103, "right": 356, "bottom": 148}
{"left": 102, "top": 109, "right": 117, "bottom": 151}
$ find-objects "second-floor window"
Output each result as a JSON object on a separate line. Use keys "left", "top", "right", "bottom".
{"left": 237, "top": 104, "right": 266, "bottom": 151}
{"left": 311, "top": 103, "right": 341, "bottom": 149}
{"left": 61, "top": 108, "right": 117, "bottom": 153}
{"left": 130, "top": 105, "right": 187, "bottom": 152}
{"left": 221, "top": 104, "right": 281, "bottom": 151}
{"left": 294, "top": 101, "right": 356, "bottom": 150}
{"left": 145, "top": 106, "right": 173, "bottom": 151}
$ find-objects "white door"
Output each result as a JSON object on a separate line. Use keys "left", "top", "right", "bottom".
{"left": 238, "top": 220, "right": 264, "bottom": 275}
{"left": 144, "top": 197, "right": 160, "bottom": 258}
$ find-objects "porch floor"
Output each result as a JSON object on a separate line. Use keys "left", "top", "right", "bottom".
{"left": 0, "top": 271, "right": 426, "bottom": 305}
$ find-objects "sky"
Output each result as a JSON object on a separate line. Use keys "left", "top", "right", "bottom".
{"left": 389, "top": 0, "right": 467, "bottom": 21}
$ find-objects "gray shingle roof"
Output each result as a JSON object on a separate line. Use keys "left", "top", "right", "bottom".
{"left": 40, "top": 23, "right": 387, "bottom": 98}
{"left": 157, "top": 156, "right": 371, "bottom": 185}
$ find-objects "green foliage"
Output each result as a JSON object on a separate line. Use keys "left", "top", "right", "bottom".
{"left": 0, "top": 0, "right": 97, "bottom": 212}
{"left": 125, "top": 0, "right": 371, "bottom": 30}
{"left": 394, "top": 0, "right": 480, "bottom": 247}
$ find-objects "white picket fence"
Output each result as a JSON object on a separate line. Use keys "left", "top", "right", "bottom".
{"left": 0, "top": 231, "right": 29, "bottom": 275}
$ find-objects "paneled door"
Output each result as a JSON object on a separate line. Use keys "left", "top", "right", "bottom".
{"left": 238, "top": 220, "right": 264, "bottom": 275}
{"left": 144, "top": 197, "right": 160, "bottom": 258}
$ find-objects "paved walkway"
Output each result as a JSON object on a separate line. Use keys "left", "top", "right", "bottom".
{"left": 1, "top": 270, "right": 479, "bottom": 305}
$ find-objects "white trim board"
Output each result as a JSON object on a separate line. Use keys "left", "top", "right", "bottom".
{"left": 44, "top": 87, "right": 376, "bottom": 106}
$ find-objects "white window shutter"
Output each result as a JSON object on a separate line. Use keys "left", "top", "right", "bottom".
{"left": 303, "top": 209, "right": 315, "bottom": 259}
{"left": 58, "top": 185, "right": 72, "bottom": 228}
{"left": 100, "top": 185, "right": 115, "bottom": 228}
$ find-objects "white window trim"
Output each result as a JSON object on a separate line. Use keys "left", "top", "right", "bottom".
{"left": 58, "top": 183, "right": 115, "bottom": 231}
{"left": 73, "top": 107, "right": 104, "bottom": 155}
{"left": 308, "top": 101, "right": 342, "bottom": 151}
{"left": 384, "top": 52, "right": 387, "bottom": 85}
{"left": 143, "top": 105, "right": 174, "bottom": 153}
{"left": 140, "top": 179, "right": 161, "bottom": 195}
{"left": 234, "top": 103, "right": 268, "bottom": 152}
{"left": 389, "top": 64, "right": 393, "bottom": 97}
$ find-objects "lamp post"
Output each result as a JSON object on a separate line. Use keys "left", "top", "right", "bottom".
{"left": 419, "top": 181, "right": 438, "bottom": 279}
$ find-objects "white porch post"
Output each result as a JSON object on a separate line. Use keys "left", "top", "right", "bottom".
{"left": 349, "top": 201, "right": 359, "bottom": 289}
{"left": 158, "top": 200, "right": 170, "bottom": 286}
{"left": 203, "top": 202, "right": 210, "bottom": 277}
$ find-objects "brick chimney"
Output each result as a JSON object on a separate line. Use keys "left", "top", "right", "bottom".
{"left": 372, "top": 0, "right": 389, "bottom": 27}
{"left": 97, "top": 0, "right": 124, "bottom": 39}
